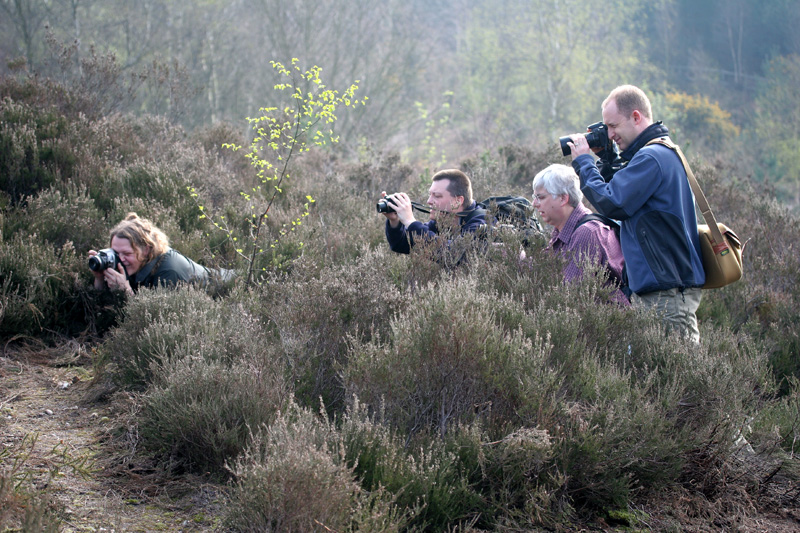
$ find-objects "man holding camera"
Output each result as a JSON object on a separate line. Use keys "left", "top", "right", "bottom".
{"left": 380, "top": 169, "right": 487, "bottom": 255}
{"left": 567, "top": 85, "right": 705, "bottom": 342}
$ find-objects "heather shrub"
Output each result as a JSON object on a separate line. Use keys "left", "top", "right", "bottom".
{"left": 749, "top": 377, "right": 800, "bottom": 454}
{"left": 225, "top": 402, "right": 406, "bottom": 532}
{"left": 694, "top": 164, "right": 800, "bottom": 393}
{"left": 343, "top": 275, "right": 561, "bottom": 437}
{"left": 343, "top": 149, "right": 416, "bottom": 199}
{"left": 0, "top": 97, "right": 69, "bottom": 204}
{"left": 336, "top": 399, "right": 485, "bottom": 529}
{"left": 461, "top": 143, "right": 557, "bottom": 193}
{"left": 3, "top": 183, "right": 105, "bottom": 253}
{"left": 253, "top": 246, "right": 409, "bottom": 412}
{"left": 299, "top": 181, "right": 387, "bottom": 266}
{"left": 138, "top": 350, "right": 288, "bottom": 476}
{"left": 102, "top": 286, "right": 268, "bottom": 389}
{"left": 0, "top": 235, "right": 91, "bottom": 340}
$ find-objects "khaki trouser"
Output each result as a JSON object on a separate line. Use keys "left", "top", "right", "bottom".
{"left": 631, "top": 287, "right": 702, "bottom": 344}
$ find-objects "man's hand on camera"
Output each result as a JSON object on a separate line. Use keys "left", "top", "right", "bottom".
{"left": 380, "top": 191, "right": 401, "bottom": 227}
{"left": 381, "top": 191, "right": 416, "bottom": 228}
{"left": 568, "top": 134, "right": 593, "bottom": 160}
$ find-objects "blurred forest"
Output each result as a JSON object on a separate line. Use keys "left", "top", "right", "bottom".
{"left": 1, "top": 0, "right": 799, "bottom": 203}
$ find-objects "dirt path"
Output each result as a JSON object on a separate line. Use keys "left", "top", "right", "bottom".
{"left": 1, "top": 353, "right": 223, "bottom": 532}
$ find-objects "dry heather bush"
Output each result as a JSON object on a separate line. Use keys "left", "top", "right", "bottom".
{"left": 225, "top": 403, "right": 405, "bottom": 532}
{"left": 253, "top": 246, "right": 409, "bottom": 413}
{"left": 0, "top": 97, "right": 72, "bottom": 204}
{"left": 138, "top": 351, "right": 288, "bottom": 476}
{"left": 460, "top": 143, "right": 558, "bottom": 196}
{"left": 0, "top": 236, "right": 92, "bottom": 340}
{"left": 4, "top": 184, "right": 105, "bottom": 253}
{"left": 343, "top": 275, "right": 561, "bottom": 438}
{"left": 342, "top": 149, "right": 416, "bottom": 198}
{"left": 692, "top": 162, "right": 800, "bottom": 393}
{"left": 298, "top": 181, "right": 388, "bottom": 266}
{"left": 102, "top": 287, "right": 270, "bottom": 389}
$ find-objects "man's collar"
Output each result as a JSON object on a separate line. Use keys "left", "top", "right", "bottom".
{"left": 620, "top": 121, "right": 670, "bottom": 161}
{"left": 550, "top": 203, "right": 591, "bottom": 246}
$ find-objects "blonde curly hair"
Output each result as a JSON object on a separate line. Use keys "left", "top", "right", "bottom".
{"left": 109, "top": 213, "right": 170, "bottom": 264}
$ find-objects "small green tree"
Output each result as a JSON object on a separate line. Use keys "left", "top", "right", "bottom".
{"left": 190, "top": 59, "right": 367, "bottom": 287}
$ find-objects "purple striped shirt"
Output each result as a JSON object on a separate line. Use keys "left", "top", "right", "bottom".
{"left": 548, "top": 203, "right": 625, "bottom": 290}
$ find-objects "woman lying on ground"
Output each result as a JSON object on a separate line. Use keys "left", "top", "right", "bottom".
{"left": 88, "top": 212, "right": 210, "bottom": 296}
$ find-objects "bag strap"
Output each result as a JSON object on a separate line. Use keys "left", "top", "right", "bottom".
{"left": 645, "top": 137, "right": 726, "bottom": 247}
{"left": 576, "top": 213, "right": 619, "bottom": 232}
{"left": 144, "top": 253, "right": 169, "bottom": 287}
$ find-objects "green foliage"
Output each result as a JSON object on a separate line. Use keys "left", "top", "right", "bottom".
{"left": 193, "top": 58, "right": 367, "bottom": 287}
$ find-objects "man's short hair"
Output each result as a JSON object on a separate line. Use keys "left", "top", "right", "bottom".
{"left": 603, "top": 85, "right": 652, "bottom": 120}
{"left": 432, "top": 169, "right": 473, "bottom": 207}
{"left": 532, "top": 164, "right": 583, "bottom": 208}
{"left": 110, "top": 212, "right": 170, "bottom": 263}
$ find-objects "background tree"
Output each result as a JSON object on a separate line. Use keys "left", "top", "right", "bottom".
{"left": 754, "top": 54, "right": 800, "bottom": 205}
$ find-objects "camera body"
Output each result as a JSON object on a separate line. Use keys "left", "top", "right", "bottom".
{"left": 376, "top": 195, "right": 397, "bottom": 214}
{"left": 559, "top": 121, "right": 612, "bottom": 156}
{"left": 88, "top": 248, "right": 120, "bottom": 272}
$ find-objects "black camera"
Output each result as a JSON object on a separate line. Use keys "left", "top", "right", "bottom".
{"left": 88, "top": 248, "right": 119, "bottom": 272}
{"left": 559, "top": 121, "right": 612, "bottom": 156}
{"left": 376, "top": 195, "right": 397, "bottom": 214}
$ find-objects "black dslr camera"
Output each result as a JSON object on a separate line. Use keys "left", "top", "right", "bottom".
{"left": 376, "top": 195, "right": 397, "bottom": 214}
{"left": 88, "top": 248, "right": 119, "bottom": 272}
{"left": 559, "top": 121, "right": 613, "bottom": 156}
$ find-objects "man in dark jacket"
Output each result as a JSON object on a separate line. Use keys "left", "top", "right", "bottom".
{"left": 567, "top": 85, "right": 705, "bottom": 342}
{"left": 381, "top": 169, "right": 487, "bottom": 256}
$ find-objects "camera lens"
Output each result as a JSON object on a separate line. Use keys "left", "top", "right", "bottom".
{"left": 376, "top": 197, "right": 396, "bottom": 214}
{"left": 558, "top": 136, "right": 573, "bottom": 156}
{"left": 88, "top": 255, "right": 104, "bottom": 272}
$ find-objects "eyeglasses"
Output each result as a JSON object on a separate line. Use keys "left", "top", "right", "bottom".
{"left": 532, "top": 193, "right": 552, "bottom": 203}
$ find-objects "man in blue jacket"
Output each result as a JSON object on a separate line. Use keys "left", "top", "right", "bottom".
{"left": 381, "top": 169, "right": 487, "bottom": 257}
{"left": 567, "top": 85, "right": 705, "bottom": 342}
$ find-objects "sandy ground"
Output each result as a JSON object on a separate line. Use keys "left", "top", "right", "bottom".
{"left": 1, "top": 353, "right": 223, "bottom": 532}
